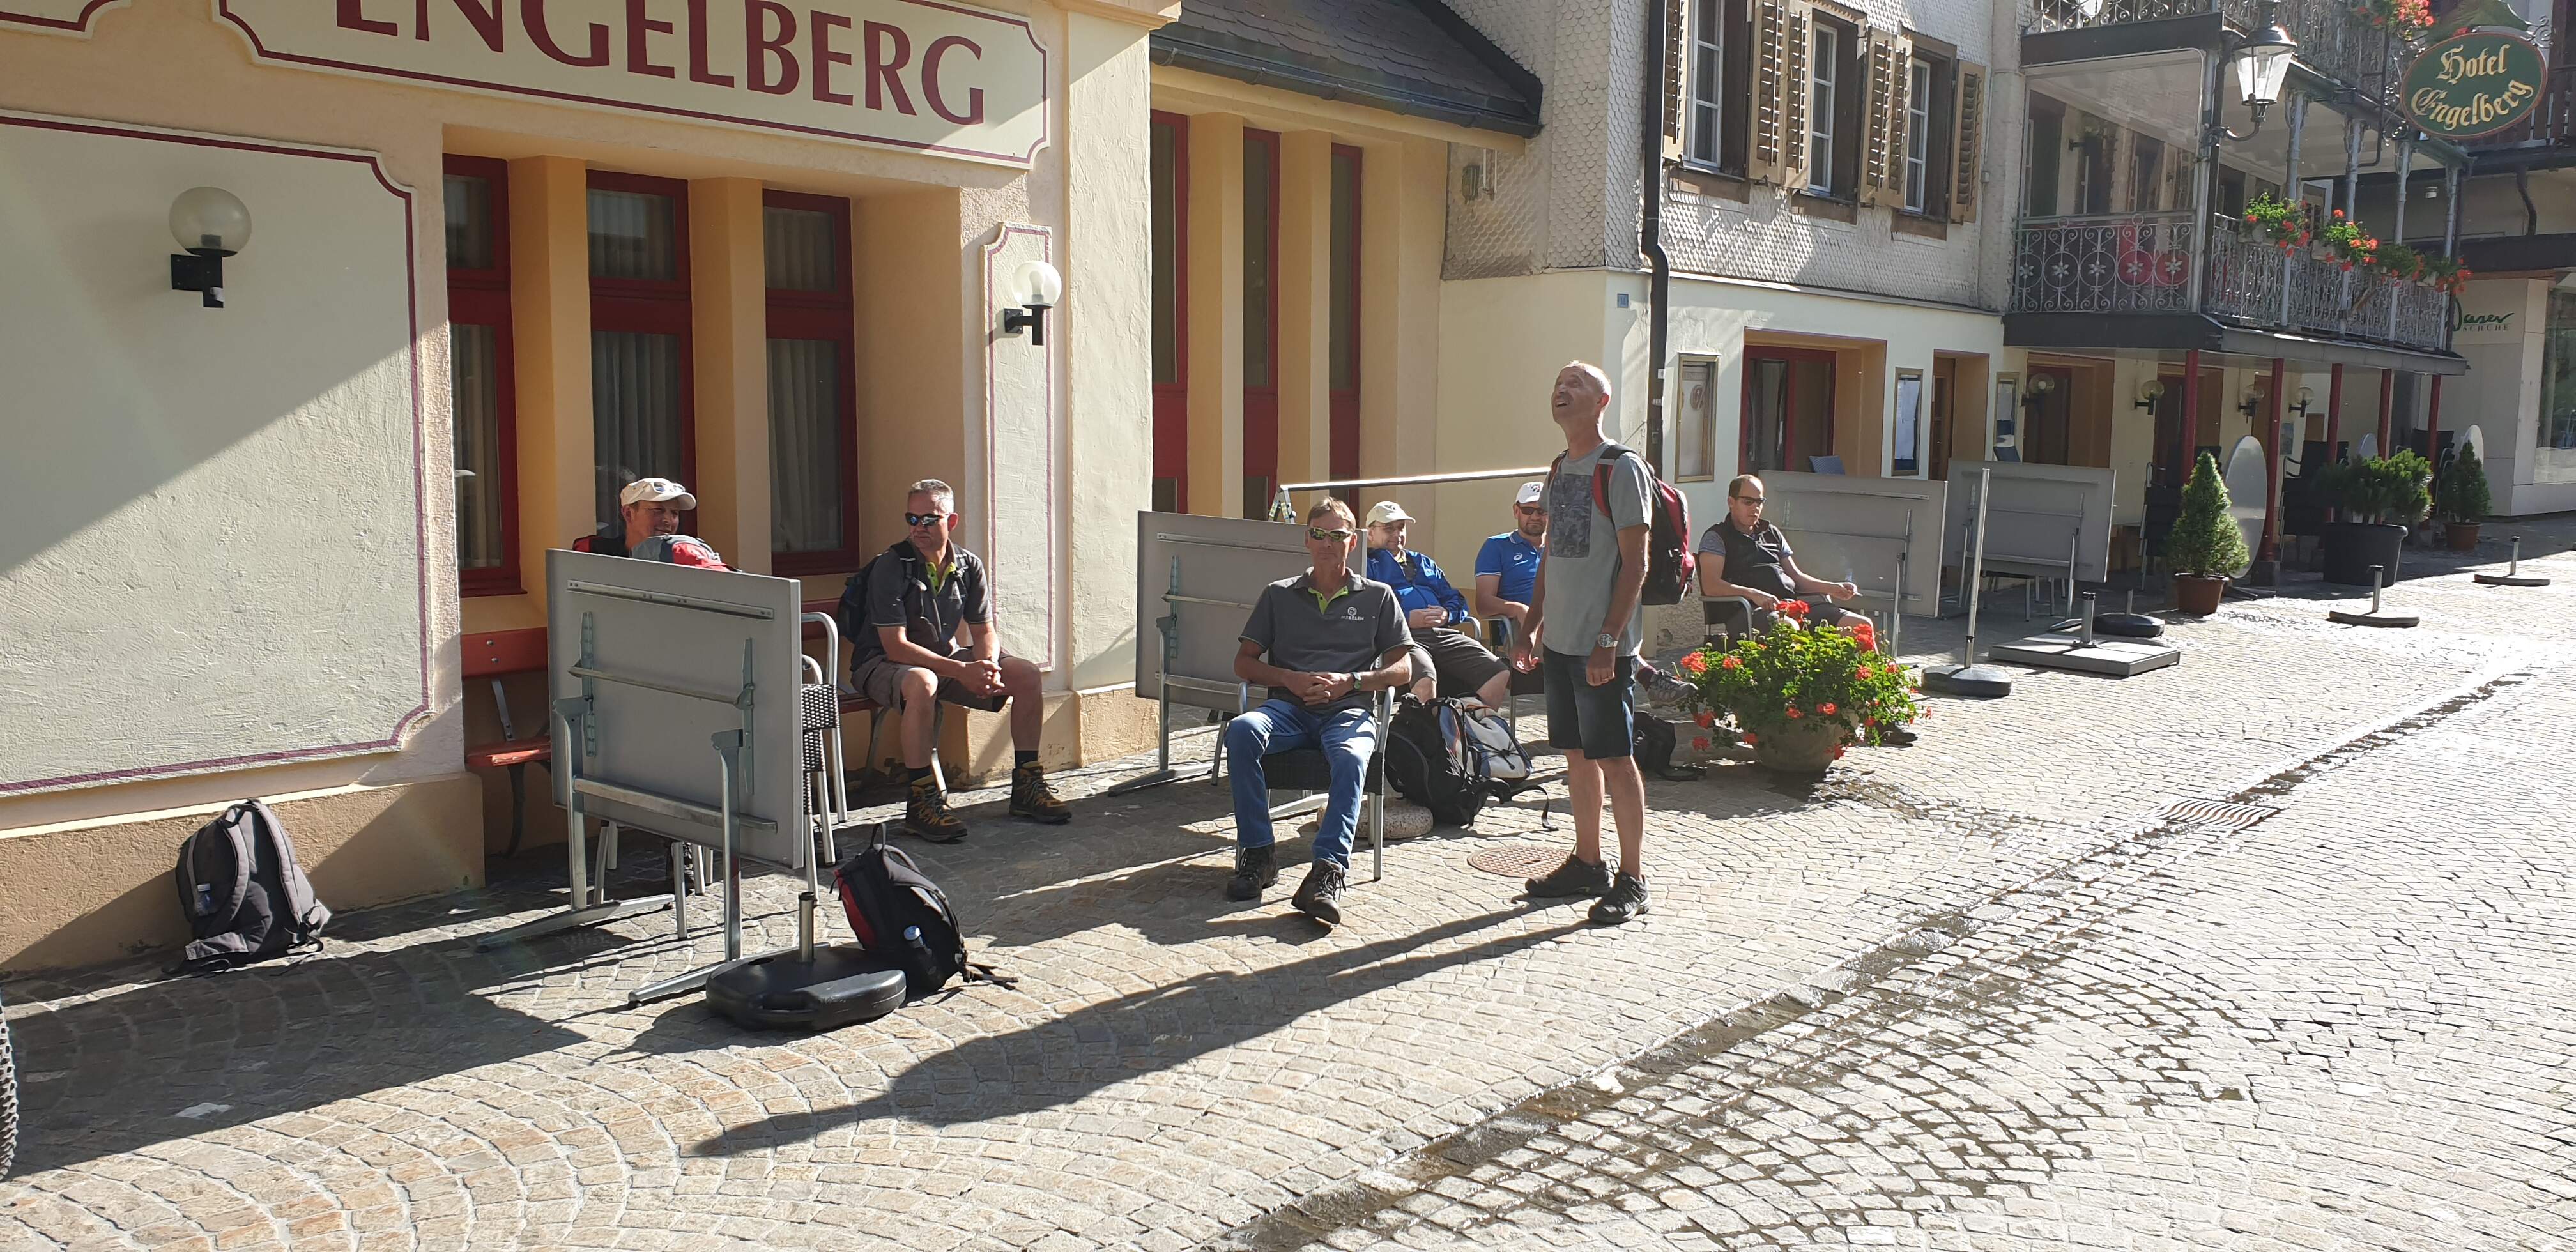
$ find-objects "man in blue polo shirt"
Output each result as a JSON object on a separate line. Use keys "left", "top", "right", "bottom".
{"left": 1365, "top": 500, "right": 1510, "bottom": 708}
{"left": 1474, "top": 481, "right": 1547, "bottom": 632}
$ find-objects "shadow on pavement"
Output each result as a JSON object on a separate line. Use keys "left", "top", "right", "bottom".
{"left": 684, "top": 907, "right": 1583, "bottom": 1156}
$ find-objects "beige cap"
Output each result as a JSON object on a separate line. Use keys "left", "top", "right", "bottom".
{"left": 620, "top": 477, "right": 697, "bottom": 510}
{"left": 1365, "top": 500, "right": 1413, "bottom": 526}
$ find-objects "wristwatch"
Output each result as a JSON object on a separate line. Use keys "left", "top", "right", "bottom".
{"left": 1593, "top": 632, "right": 1618, "bottom": 650}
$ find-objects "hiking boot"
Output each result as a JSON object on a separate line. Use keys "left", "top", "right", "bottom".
{"left": 1588, "top": 872, "right": 1649, "bottom": 926}
{"left": 1291, "top": 860, "right": 1348, "bottom": 926}
{"left": 1524, "top": 852, "right": 1613, "bottom": 899}
{"left": 904, "top": 776, "right": 969, "bottom": 843}
{"left": 1225, "top": 843, "right": 1280, "bottom": 901}
{"left": 1009, "top": 763, "right": 1072, "bottom": 824}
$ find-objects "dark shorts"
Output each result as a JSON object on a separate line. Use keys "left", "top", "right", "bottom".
{"left": 1542, "top": 648, "right": 1635, "bottom": 759}
{"left": 852, "top": 652, "right": 1012, "bottom": 714}
{"left": 1418, "top": 627, "right": 1509, "bottom": 699}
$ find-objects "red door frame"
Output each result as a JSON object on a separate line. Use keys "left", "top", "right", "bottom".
{"left": 1243, "top": 128, "right": 1282, "bottom": 517}
{"left": 1739, "top": 345, "right": 1836, "bottom": 475}
{"left": 586, "top": 170, "right": 696, "bottom": 531}
{"left": 761, "top": 190, "right": 862, "bottom": 576}
{"left": 1150, "top": 110, "right": 1190, "bottom": 513}
{"left": 1328, "top": 143, "right": 1363, "bottom": 482}
{"left": 446, "top": 155, "right": 521, "bottom": 597}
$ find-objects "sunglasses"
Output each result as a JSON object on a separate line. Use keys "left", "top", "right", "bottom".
{"left": 1308, "top": 526, "right": 1356, "bottom": 542}
{"left": 905, "top": 512, "right": 951, "bottom": 527}
{"left": 1515, "top": 505, "right": 1547, "bottom": 515}
{"left": 1733, "top": 495, "right": 1767, "bottom": 506}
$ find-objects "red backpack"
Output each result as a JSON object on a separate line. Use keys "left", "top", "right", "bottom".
{"left": 1554, "top": 442, "right": 1696, "bottom": 605}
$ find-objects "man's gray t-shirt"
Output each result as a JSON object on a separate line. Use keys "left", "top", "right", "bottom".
{"left": 1239, "top": 573, "right": 1410, "bottom": 712}
{"left": 1540, "top": 441, "right": 1653, "bottom": 657}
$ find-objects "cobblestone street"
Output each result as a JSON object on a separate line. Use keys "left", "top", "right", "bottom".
{"left": 4, "top": 531, "right": 2572, "bottom": 1251}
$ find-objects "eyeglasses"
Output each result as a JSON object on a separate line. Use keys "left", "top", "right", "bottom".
{"left": 1732, "top": 495, "right": 1767, "bottom": 507}
{"left": 1308, "top": 526, "right": 1355, "bottom": 542}
{"left": 905, "top": 512, "right": 951, "bottom": 527}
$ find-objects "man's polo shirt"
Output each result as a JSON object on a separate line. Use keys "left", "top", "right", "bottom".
{"left": 1239, "top": 571, "right": 1409, "bottom": 713}
{"left": 1475, "top": 530, "right": 1542, "bottom": 605}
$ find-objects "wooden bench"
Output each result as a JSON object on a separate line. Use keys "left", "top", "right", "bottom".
{"left": 463, "top": 627, "right": 551, "bottom": 857}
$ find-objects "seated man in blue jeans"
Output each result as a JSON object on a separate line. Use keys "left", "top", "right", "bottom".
{"left": 1225, "top": 498, "right": 1416, "bottom": 926}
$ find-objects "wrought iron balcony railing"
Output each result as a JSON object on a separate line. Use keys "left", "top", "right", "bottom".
{"left": 2012, "top": 211, "right": 2455, "bottom": 353}
{"left": 2023, "top": 0, "right": 2411, "bottom": 100}
{"left": 2461, "top": 61, "right": 2576, "bottom": 149}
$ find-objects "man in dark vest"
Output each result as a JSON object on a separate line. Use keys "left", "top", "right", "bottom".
{"left": 839, "top": 478, "right": 1068, "bottom": 842}
{"left": 1695, "top": 474, "right": 1866, "bottom": 632}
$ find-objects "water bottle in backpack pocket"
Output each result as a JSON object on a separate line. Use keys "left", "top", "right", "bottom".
{"left": 831, "top": 823, "right": 1014, "bottom": 998}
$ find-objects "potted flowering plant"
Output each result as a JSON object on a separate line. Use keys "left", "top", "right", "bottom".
{"left": 2356, "top": 0, "right": 2434, "bottom": 36}
{"left": 2319, "top": 211, "right": 2378, "bottom": 273}
{"left": 1673, "top": 604, "right": 1921, "bottom": 775}
{"left": 2421, "top": 252, "right": 2472, "bottom": 295}
{"left": 2242, "top": 194, "right": 2311, "bottom": 251}
{"left": 2372, "top": 241, "right": 2426, "bottom": 284}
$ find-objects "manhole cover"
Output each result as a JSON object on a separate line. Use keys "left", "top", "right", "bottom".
{"left": 2153, "top": 798, "right": 2278, "bottom": 832}
{"left": 1467, "top": 843, "right": 1568, "bottom": 877}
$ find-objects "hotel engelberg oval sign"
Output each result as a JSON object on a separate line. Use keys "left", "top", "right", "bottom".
{"left": 218, "top": 0, "right": 1046, "bottom": 166}
{"left": 2402, "top": 30, "right": 2545, "bottom": 140}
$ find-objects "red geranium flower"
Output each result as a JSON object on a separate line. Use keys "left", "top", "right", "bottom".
{"left": 1741, "top": 731, "right": 1758, "bottom": 744}
{"left": 1779, "top": 600, "right": 1811, "bottom": 618}
{"left": 1818, "top": 702, "right": 1837, "bottom": 715}
{"left": 1691, "top": 737, "right": 1712, "bottom": 751}
{"left": 1680, "top": 653, "right": 1708, "bottom": 675}
{"left": 1721, "top": 655, "right": 1742, "bottom": 671}
{"left": 1784, "top": 705, "right": 1803, "bottom": 719}
{"left": 1695, "top": 712, "right": 1715, "bottom": 728}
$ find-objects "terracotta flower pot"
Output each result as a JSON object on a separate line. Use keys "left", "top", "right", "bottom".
{"left": 2174, "top": 574, "right": 2227, "bottom": 616}
{"left": 2444, "top": 521, "right": 2480, "bottom": 551}
{"left": 1749, "top": 717, "right": 1841, "bottom": 775}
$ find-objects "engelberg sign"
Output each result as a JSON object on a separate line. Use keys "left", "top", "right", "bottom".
{"left": 2401, "top": 30, "right": 2545, "bottom": 141}
{"left": 218, "top": 0, "right": 1047, "bottom": 166}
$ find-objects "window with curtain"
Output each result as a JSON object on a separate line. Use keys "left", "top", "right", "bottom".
{"left": 764, "top": 193, "right": 859, "bottom": 571}
{"left": 1676, "top": 359, "right": 1718, "bottom": 482}
{"left": 586, "top": 173, "right": 693, "bottom": 534}
{"left": 446, "top": 155, "right": 518, "bottom": 594}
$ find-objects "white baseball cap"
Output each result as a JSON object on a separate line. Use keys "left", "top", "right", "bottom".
{"left": 1515, "top": 482, "right": 1545, "bottom": 506}
{"left": 620, "top": 477, "right": 697, "bottom": 510}
{"left": 1365, "top": 501, "right": 1414, "bottom": 526}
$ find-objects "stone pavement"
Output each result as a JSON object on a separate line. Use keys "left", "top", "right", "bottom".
{"left": 1218, "top": 629, "right": 2576, "bottom": 1252}
{"left": 3, "top": 526, "right": 2570, "bottom": 1251}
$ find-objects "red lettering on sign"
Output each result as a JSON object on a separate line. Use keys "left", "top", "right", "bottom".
{"left": 686, "top": 0, "right": 733, "bottom": 86}
{"left": 923, "top": 34, "right": 983, "bottom": 125}
{"left": 523, "top": 0, "right": 609, "bottom": 66}
{"left": 627, "top": 0, "right": 675, "bottom": 77}
{"left": 811, "top": 12, "right": 855, "bottom": 104}
{"left": 337, "top": 0, "right": 397, "bottom": 36}
{"left": 747, "top": 0, "right": 800, "bottom": 95}
{"left": 433, "top": 0, "right": 505, "bottom": 49}
{"left": 864, "top": 20, "right": 916, "bottom": 115}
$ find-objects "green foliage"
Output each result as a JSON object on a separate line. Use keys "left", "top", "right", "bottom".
{"left": 2163, "top": 452, "right": 2251, "bottom": 579}
{"left": 1675, "top": 609, "right": 1920, "bottom": 747}
{"left": 2319, "top": 451, "right": 2434, "bottom": 525}
{"left": 2436, "top": 444, "right": 2492, "bottom": 524}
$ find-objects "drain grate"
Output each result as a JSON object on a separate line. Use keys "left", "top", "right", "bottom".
{"left": 2152, "top": 798, "right": 2279, "bottom": 832}
{"left": 1466, "top": 843, "right": 1568, "bottom": 878}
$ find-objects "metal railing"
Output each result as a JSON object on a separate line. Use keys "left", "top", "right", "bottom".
{"left": 2012, "top": 211, "right": 2453, "bottom": 352}
{"left": 2462, "top": 61, "right": 2576, "bottom": 149}
{"left": 2023, "top": 0, "right": 2404, "bottom": 101}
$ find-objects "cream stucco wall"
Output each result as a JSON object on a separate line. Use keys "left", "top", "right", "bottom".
{"left": 0, "top": 0, "right": 1163, "bottom": 967}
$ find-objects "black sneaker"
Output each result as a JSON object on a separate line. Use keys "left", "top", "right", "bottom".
{"left": 1225, "top": 843, "right": 1280, "bottom": 901}
{"left": 1588, "top": 872, "right": 1649, "bottom": 926}
{"left": 1525, "top": 853, "right": 1613, "bottom": 899}
{"left": 1291, "top": 860, "right": 1348, "bottom": 926}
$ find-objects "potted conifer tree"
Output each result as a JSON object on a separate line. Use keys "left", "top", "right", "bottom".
{"left": 2435, "top": 444, "right": 2492, "bottom": 551}
{"left": 2165, "top": 452, "right": 2250, "bottom": 615}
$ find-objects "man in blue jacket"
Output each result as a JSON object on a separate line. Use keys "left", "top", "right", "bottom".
{"left": 1365, "top": 500, "right": 1510, "bottom": 708}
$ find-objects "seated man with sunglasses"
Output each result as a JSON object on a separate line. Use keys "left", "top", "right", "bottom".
{"left": 1223, "top": 498, "right": 1416, "bottom": 926}
{"left": 840, "top": 478, "right": 1069, "bottom": 843}
{"left": 1696, "top": 473, "right": 1868, "bottom": 634}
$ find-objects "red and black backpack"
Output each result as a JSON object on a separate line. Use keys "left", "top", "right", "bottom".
{"left": 1554, "top": 442, "right": 1696, "bottom": 605}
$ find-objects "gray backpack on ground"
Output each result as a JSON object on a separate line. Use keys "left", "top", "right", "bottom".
{"left": 171, "top": 799, "right": 331, "bottom": 975}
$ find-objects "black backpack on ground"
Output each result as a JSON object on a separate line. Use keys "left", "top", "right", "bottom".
{"left": 1633, "top": 710, "right": 1703, "bottom": 781}
{"left": 832, "top": 824, "right": 1013, "bottom": 998}
{"left": 1553, "top": 441, "right": 1698, "bottom": 606}
{"left": 1386, "top": 695, "right": 1490, "bottom": 827}
{"left": 170, "top": 799, "right": 332, "bottom": 975}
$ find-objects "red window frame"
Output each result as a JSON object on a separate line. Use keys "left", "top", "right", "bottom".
{"left": 1243, "top": 128, "right": 1282, "bottom": 518}
{"left": 586, "top": 170, "right": 696, "bottom": 531}
{"left": 763, "top": 190, "right": 862, "bottom": 576}
{"left": 1328, "top": 143, "right": 1363, "bottom": 482}
{"left": 1151, "top": 110, "right": 1190, "bottom": 514}
{"left": 1739, "top": 345, "right": 1837, "bottom": 476}
{"left": 447, "top": 155, "right": 521, "bottom": 597}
